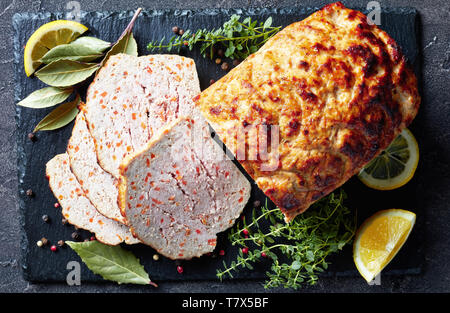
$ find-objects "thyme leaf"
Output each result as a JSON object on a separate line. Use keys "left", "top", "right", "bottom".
{"left": 147, "top": 15, "right": 281, "bottom": 60}
{"left": 216, "top": 189, "right": 357, "bottom": 289}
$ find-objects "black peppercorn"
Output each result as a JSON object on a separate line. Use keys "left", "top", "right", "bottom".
{"left": 57, "top": 240, "right": 65, "bottom": 247}
{"left": 178, "top": 29, "right": 184, "bottom": 36}
{"left": 233, "top": 59, "right": 241, "bottom": 66}
{"left": 217, "top": 49, "right": 224, "bottom": 57}
{"left": 26, "top": 189, "right": 34, "bottom": 197}
{"left": 253, "top": 200, "right": 261, "bottom": 207}
{"left": 71, "top": 231, "right": 80, "bottom": 240}
{"left": 40, "top": 237, "right": 48, "bottom": 246}
{"left": 42, "top": 215, "right": 49, "bottom": 223}
{"left": 172, "top": 26, "right": 179, "bottom": 34}
{"left": 61, "top": 218, "right": 68, "bottom": 225}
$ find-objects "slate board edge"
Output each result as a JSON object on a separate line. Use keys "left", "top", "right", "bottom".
{"left": 12, "top": 7, "right": 422, "bottom": 284}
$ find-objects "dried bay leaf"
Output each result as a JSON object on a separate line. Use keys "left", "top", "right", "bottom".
{"left": 33, "top": 94, "right": 80, "bottom": 132}
{"left": 66, "top": 240, "right": 157, "bottom": 286}
{"left": 71, "top": 36, "right": 111, "bottom": 52}
{"left": 101, "top": 8, "right": 141, "bottom": 67}
{"left": 17, "top": 86, "right": 73, "bottom": 109}
{"left": 35, "top": 60, "right": 100, "bottom": 87}
{"left": 41, "top": 43, "right": 104, "bottom": 64}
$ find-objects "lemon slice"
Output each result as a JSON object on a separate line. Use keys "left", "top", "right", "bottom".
{"left": 24, "top": 20, "right": 88, "bottom": 76}
{"left": 358, "top": 128, "right": 419, "bottom": 190}
{"left": 353, "top": 209, "right": 416, "bottom": 282}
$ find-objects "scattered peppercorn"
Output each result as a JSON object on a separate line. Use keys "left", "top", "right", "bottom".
{"left": 172, "top": 26, "right": 179, "bottom": 34}
{"left": 90, "top": 236, "right": 96, "bottom": 241}
{"left": 40, "top": 237, "right": 48, "bottom": 246}
{"left": 36, "top": 240, "right": 43, "bottom": 247}
{"left": 84, "top": 238, "right": 89, "bottom": 242}
{"left": 153, "top": 254, "right": 159, "bottom": 261}
{"left": 233, "top": 59, "right": 241, "bottom": 66}
{"left": 242, "top": 229, "right": 249, "bottom": 236}
{"left": 261, "top": 252, "right": 267, "bottom": 258}
{"left": 242, "top": 247, "right": 249, "bottom": 254}
{"left": 219, "top": 250, "right": 225, "bottom": 256}
{"left": 57, "top": 240, "right": 65, "bottom": 247}
{"left": 54, "top": 202, "right": 60, "bottom": 208}
{"left": 217, "top": 49, "right": 224, "bottom": 57}
{"left": 178, "top": 29, "right": 184, "bottom": 36}
{"left": 26, "top": 189, "right": 34, "bottom": 197}
{"left": 71, "top": 232, "right": 80, "bottom": 240}
{"left": 61, "top": 218, "right": 68, "bottom": 225}
{"left": 183, "top": 41, "right": 189, "bottom": 46}
{"left": 41, "top": 215, "right": 49, "bottom": 223}
{"left": 253, "top": 200, "right": 261, "bottom": 207}
{"left": 221, "top": 62, "right": 230, "bottom": 71}
{"left": 50, "top": 245, "right": 57, "bottom": 252}
{"left": 27, "top": 132, "right": 37, "bottom": 142}
{"left": 209, "top": 79, "right": 215, "bottom": 85}
{"left": 215, "top": 58, "right": 222, "bottom": 64}
{"left": 177, "top": 265, "right": 184, "bottom": 274}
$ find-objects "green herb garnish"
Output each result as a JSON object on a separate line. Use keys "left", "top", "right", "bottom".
{"left": 67, "top": 240, "right": 157, "bottom": 286}
{"left": 147, "top": 15, "right": 281, "bottom": 60}
{"left": 217, "top": 189, "right": 357, "bottom": 289}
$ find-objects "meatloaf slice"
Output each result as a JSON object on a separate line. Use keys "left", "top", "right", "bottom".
{"left": 46, "top": 153, "right": 139, "bottom": 245}
{"left": 194, "top": 2, "right": 420, "bottom": 221}
{"left": 67, "top": 112, "right": 125, "bottom": 224}
{"left": 82, "top": 53, "right": 200, "bottom": 179}
{"left": 118, "top": 116, "right": 251, "bottom": 259}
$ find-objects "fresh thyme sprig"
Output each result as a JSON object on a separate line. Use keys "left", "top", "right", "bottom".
{"left": 147, "top": 15, "right": 281, "bottom": 60}
{"left": 216, "top": 189, "right": 357, "bottom": 289}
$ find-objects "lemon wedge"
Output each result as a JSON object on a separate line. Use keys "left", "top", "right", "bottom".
{"left": 358, "top": 128, "right": 419, "bottom": 190}
{"left": 24, "top": 20, "right": 88, "bottom": 76}
{"left": 353, "top": 209, "right": 416, "bottom": 282}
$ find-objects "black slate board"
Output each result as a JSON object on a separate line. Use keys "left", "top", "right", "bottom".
{"left": 13, "top": 7, "right": 424, "bottom": 284}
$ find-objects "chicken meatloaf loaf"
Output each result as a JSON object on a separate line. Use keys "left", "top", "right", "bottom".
{"left": 46, "top": 154, "right": 139, "bottom": 245}
{"left": 118, "top": 116, "right": 251, "bottom": 259}
{"left": 82, "top": 53, "right": 200, "bottom": 179}
{"left": 195, "top": 2, "right": 420, "bottom": 221}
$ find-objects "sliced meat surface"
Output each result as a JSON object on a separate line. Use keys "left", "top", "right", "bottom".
{"left": 67, "top": 112, "right": 125, "bottom": 224}
{"left": 118, "top": 117, "right": 251, "bottom": 259}
{"left": 46, "top": 153, "right": 139, "bottom": 245}
{"left": 82, "top": 53, "right": 200, "bottom": 179}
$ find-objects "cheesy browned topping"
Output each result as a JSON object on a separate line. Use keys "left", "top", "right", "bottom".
{"left": 195, "top": 2, "right": 420, "bottom": 221}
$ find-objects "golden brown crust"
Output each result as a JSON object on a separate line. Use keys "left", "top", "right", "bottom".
{"left": 195, "top": 2, "right": 420, "bottom": 221}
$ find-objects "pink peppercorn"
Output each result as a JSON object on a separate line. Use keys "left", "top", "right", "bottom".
{"left": 242, "top": 247, "right": 249, "bottom": 254}
{"left": 90, "top": 236, "right": 96, "bottom": 241}
{"left": 54, "top": 202, "right": 60, "bottom": 208}
{"left": 50, "top": 245, "right": 57, "bottom": 252}
{"left": 219, "top": 250, "right": 225, "bottom": 256}
{"left": 177, "top": 265, "right": 184, "bottom": 274}
{"left": 261, "top": 252, "right": 267, "bottom": 258}
{"left": 242, "top": 229, "right": 249, "bottom": 236}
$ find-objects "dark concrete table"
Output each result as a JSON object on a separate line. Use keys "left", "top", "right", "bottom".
{"left": 1, "top": 0, "right": 449, "bottom": 293}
